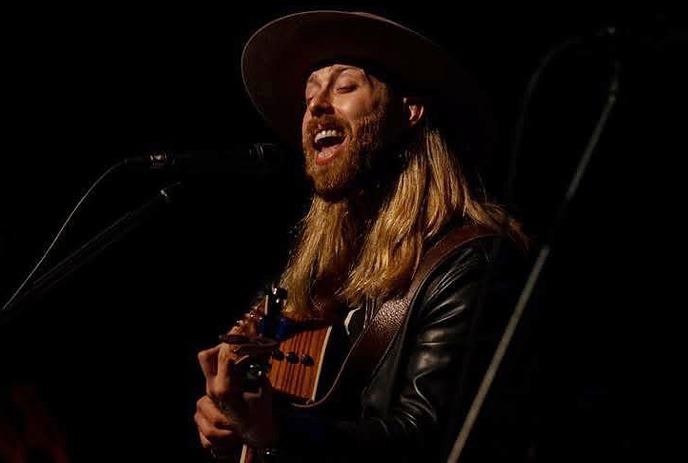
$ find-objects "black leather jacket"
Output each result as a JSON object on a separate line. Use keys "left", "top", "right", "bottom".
{"left": 274, "top": 236, "right": 528, "bottom": 462}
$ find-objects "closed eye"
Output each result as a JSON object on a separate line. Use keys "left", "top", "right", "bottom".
{"left": 336, "top": 85, "right": 357, "bottom": 93}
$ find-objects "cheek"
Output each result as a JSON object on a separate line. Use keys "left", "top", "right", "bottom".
{"left": 301, "top": 114, "right": 312, "bottom": 149}
{"left": 338, "top": 92, "right": 389, "bottom": 132}
{"left": 301, "top": 113, "right": 309, "bottom": 134}
{"left": 338, "top": 98, "right": 376, "bottom": 121}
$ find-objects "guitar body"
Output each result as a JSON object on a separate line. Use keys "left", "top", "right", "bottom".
{"left": 240, "top": 324, "right": 333, "bottom": 462}
{"left": 231, "top": 301, "right": 333, "bottom": 463}
{"left": 266, "top": 325, "right": 333, "bottom": 402}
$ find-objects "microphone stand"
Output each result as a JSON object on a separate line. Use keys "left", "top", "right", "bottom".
{"left": 0, "top": 182, "right": 183, "bottom": 325}
{"left": 446, "top": 31, "right": 622, "bottom": 462}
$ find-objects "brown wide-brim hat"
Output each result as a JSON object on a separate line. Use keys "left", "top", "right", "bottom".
{"left": 242, "top": 10, "right": 495, "bottom": 157}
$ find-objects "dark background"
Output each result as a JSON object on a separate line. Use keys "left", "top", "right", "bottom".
{"left": 1, "top": 2, "right": 684, "bottom": 462}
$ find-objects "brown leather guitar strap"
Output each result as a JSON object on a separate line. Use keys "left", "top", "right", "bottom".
{"left": 298, "top": 224, "right": 495, "bottom": 410}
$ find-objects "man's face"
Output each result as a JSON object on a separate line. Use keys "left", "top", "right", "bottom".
{"left": 302, "top": 64, "right": 402, "bottom": 201}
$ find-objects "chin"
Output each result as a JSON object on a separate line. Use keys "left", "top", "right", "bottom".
{"left": 305, "top": 149, "right": 355, "bottom": 198}
{"left": 309, "top": 169, "right": 355, "bottom": 202}
{"left": 309, "top": 171, "right": 360, "bottom": 203}
{"left": 313, "top": 184, "right": 355, "bottom": 203}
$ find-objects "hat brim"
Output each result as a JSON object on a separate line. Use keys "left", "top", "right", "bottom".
{"left": 242, "top": 10, "right": 493, "bottom": 153}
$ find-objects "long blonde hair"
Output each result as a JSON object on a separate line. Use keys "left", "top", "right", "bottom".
{"left": 280, "top": 119, "right": 526, "bottom": 318}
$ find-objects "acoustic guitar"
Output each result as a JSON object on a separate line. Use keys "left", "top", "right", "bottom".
{"left": 219, "top": 285, "right": 333, "bottom": 463}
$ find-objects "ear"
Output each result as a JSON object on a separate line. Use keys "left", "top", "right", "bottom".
{"left": 402, "top": 96, "right": 425, "bottom": 128}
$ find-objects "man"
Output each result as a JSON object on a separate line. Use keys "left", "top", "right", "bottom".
{"left": 195, "top": 11, "right": 528, "bottom": 462}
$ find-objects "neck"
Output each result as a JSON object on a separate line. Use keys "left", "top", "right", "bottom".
{"left": 341, "top": 146, "right": 407, "bottom": 226}
{"left": 342, "top": 190, "right": 382, "bottom": 228}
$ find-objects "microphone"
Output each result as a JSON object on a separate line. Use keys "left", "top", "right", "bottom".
{"left": 123, "top": 142, "right": 287, "bottom": 175}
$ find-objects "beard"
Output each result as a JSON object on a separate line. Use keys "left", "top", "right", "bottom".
{"left": 302, "top": 104, "right": 394, "bottom": 203}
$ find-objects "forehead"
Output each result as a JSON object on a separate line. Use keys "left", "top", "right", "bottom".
{"left": 306, "top": 64, "right": 370, "bottom": 85}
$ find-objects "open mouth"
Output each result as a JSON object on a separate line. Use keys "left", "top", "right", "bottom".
{"left": 312, "top": 127, "right": 347, "bottom": 165}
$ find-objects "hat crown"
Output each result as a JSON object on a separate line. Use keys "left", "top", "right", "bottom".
{"left": 241, "top": 10, "right": 493, "bottom": 155}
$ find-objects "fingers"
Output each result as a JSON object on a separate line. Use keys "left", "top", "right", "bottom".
{"left": 195, "top": 396, "right": 241, "bottom": 447}
{"left": 228, "top": 324, "right": 243, "bottom": 335}
{"left": 197, "top": 345, "right": 221, "bottom": 379}
{"left": 196, "top": 395, "right": 234, "bottom": 429}
{"left": 215, "top": 343, "right": 236, "bottom": 385}
{"left": 198, "top": 430, "right": 212, "bottom": 449}
{"left": 195, "top": 409, "right": 235, "bottom": 444}
{"left": 211, "top": 345, "right": 244, "bottom": 401}
{"left": 199, "top": 343, "right": 247, "bottom": 421}
{"left": 204, "top": 362, "right": 246, "bottom": 425}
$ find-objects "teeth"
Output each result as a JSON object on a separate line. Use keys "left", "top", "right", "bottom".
{"left": 314, "top": 129, "right": 344, "bottom": 144}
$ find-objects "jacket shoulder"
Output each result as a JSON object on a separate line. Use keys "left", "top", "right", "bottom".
{"left": 411, "top": 236, "right": 527, "bottom": 325}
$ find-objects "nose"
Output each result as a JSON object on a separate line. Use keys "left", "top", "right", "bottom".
{"left": 307, "top": 89, "right": 334, "bottom": 118}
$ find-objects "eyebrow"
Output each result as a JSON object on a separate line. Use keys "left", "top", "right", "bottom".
{"left": 306, "top": 66, "right": 368, "bottom": 86}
